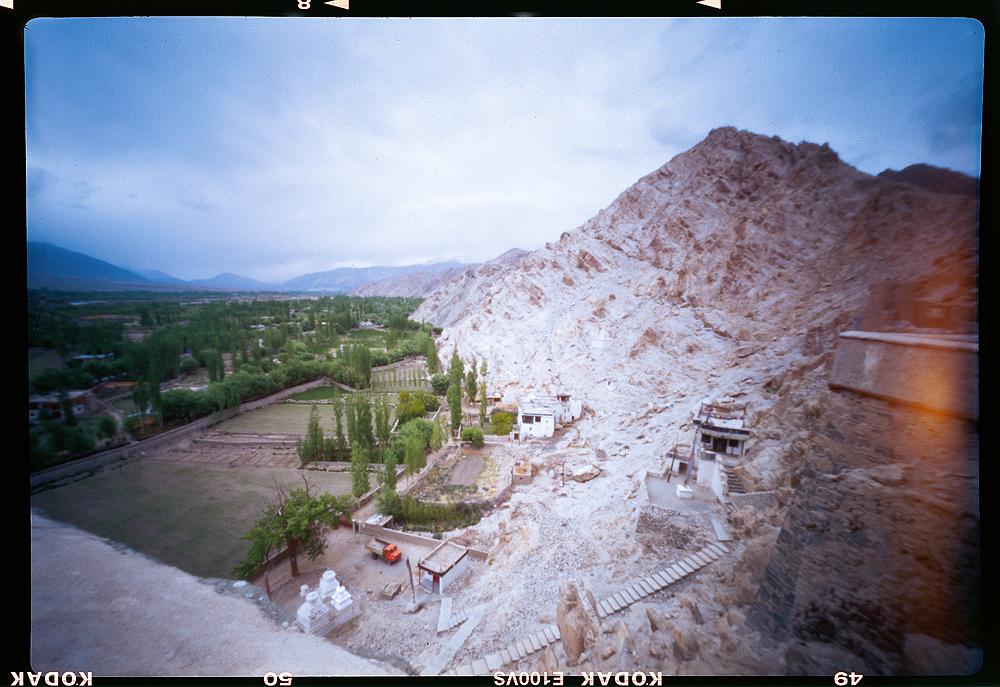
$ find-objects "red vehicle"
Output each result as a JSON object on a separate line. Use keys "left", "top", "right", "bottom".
{"left": 365, "top": 537, "right": 402, "bottom": 564}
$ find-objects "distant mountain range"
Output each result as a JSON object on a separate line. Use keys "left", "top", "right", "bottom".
{"left": 26, "top": 241, "right": 470, "bottom": 294}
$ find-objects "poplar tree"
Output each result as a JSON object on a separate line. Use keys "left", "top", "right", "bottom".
{"left": 351, "top": 445, "right": 371, "bottom": 498}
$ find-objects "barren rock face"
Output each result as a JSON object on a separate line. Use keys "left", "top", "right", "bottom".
{"left": 413, "top": 127, "right": 979, "bottom": 675}
{"left": 556, "top": 582, "right": 598, "bottom": 666}
{"left": 414, "top": 127, "right": 976, "bottom": 417}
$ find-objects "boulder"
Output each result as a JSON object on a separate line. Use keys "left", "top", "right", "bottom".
{"left": 572, "top": 464, "right": 602, "bottom": 482}
{"left": 556, "top": 582, "right": 598, "bottom": 665}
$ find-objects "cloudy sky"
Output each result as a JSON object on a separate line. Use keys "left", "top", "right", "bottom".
{"left": 25, "top": 17, "right": 984, "bottom": 284}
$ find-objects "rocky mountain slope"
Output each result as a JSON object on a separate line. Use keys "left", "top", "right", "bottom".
{"left": 350, "top": 249, "right": 530, "bottom": 298}
{"left": 413, "top": 127, "right": 979, "bottom": 675}
{"left": 415, "top": 126, "right": 976, "bottom": 408}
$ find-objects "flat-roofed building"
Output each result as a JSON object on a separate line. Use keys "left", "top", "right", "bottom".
{"left": 417, "top": 540, "right": 470, "bottom": 593}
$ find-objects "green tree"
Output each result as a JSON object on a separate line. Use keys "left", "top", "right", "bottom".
{"left": 447, "top": 382, "right": 462, "bottom": 432}
{"left": 403, "top": 430, "right": 425, "bottom": 488}
{"left": 351, "top": 445, "right": 371, "bottom": 498}
{"left": 448, "top": 350, "right": 464, "bottom": 392}
{"left": 378, "top": 452, "right": 398, "bottom": 493}
{"left": 479, "top": 382, "right": 488, "bottom": 426}
{"left": 333, "top": 397, "right": 348, "bottom": 460}
{"left": 465, "top": 364, "right": 478, "bottom": 403}
{"left": 296, "top": 405, "right": 326, "bottom": 465}
{"left": 233, "top": 478, "right": 354, "bottom": 579}
{"left": 425, "top": 336, "right": 440, "bottom": 375}
{"left": 430, "top": 373, "right": 450, "bottom": 395}
{"left": 97, "top": 414, "right": 118, "bottom": 443}
{"left": 58, "top": 390, "right": 77, "bottom": 427}
{"left": 131, "top": 382, "right": 149, "bottom": 431}
{"left": 461, "top": 426, "right": 484, "bottom": 448}
{"left": 492, "top": 409, "right": 515, "bottom": 436}
{"left": 373, "top": 394, "right": 392, "bottom": 454}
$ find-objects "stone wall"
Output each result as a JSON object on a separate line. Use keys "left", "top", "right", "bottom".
{"left": 746, "top": 386, "right": 980, "bottom": 674}
{"left": 829, "top": 331, "right": 978, "bottom": 420}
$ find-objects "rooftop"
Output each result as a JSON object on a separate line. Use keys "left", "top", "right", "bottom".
{"left": 417, "top": 540, "right": 468, "bottom": 575}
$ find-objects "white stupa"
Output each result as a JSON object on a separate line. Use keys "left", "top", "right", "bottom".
{"left": 296, "top": 591, "right": 331, "bottom": 633}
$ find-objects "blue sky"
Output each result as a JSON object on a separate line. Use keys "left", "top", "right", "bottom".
{"left": 25, "top": 17, "right": 985, "bottom": 284}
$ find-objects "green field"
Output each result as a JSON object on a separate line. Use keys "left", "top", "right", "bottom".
{"left": 215, "top": 395, "right": 399, "bottom": 434}
{"left": 30, "top": 462, "right": 353, "bottom": 579}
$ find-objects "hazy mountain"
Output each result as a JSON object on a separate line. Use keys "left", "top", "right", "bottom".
{"left": 188, "top": 272, "right": 280, "bottom": 291}
{"left": 25, "top": 242, "right": 469, "bottom": 294}
{"left": 349, "top": 250, "right": 529, "bottom": 298}
{"left": 281, "top": 261, "right": 467, "bottom": 293}
{"left": 27, "top": 242, "right": 156, "bottom": 291}
{"left": 135, "top": 269, "right": 190, "bottom": 285}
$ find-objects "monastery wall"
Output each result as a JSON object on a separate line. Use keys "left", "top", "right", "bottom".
{"left": 747, "top": 337, "right": 980, "bottom": 674}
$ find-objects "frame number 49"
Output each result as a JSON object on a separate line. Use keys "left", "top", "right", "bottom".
{"left": 834, "top": 672, "right": 862, "bottom": 686}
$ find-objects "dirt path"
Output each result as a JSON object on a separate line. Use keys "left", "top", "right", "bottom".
{"left": 29, "top": 512, "right": 403, "bottom": 677}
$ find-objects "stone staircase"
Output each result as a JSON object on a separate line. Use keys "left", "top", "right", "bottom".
{"left": 728, "top": 490, "right": 779, "bottom": 509}
{"left": 438, "top": 542, "right": 730, "bottom": 676}
{"left": 725, "top": 467, "right": 746, "bottom": 495}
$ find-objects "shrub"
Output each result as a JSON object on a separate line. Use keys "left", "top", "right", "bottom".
{"left": 461, "top": 426, "right": 484, "bottom": 448}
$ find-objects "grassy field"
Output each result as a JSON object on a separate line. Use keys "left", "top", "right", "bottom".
{"left": 289, "top": 386, "right": 344, "bottom": 401}
{"left": 30, "top": 462, "right": 353, "bottom": 579}
{"left": 215, "top": 395, "right": 401, "bottom": 434}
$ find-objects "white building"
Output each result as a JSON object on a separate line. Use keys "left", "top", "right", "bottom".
{"left": 517, "top": 393, "right": 583, "bottom": 439}
{"left": 417, "top": 540, "right": 470, "bottom": 593}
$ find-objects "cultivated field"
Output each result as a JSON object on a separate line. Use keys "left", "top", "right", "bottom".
{"left": 30, "top": 461, "right": 353, "bottom": 579}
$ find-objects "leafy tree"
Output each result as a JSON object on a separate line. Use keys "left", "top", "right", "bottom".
{"left": 332, "top": 397, "right": 348, "bottom": 460}
{"left": 465, "top": 365, "right": 478, "bottom": 403}
{"left": 403, "top": 430, "right": 425, "bottom": 487}
{"left": 131, "top": 382, "right": 150, "bottom": 430}
{"left": 233, "top": 478, "right": 354, "bottom": 578}
{"left": 461, "top": 426, "right": 484, "bottom": 448}
{"left": 97, "top": 414, "right": 118, "bottom": 442}
{"left": 425, "top": 336, "right": 440, "bottom": 375}
{"left": 479, "top": 382, "right": 488, "bottom": 425}
{"left": 492, "top": 409, "right": 515, "bottom": 436}
{"left": 58, "top": 390, "right": 77, "bottom": 427}
{"left": 351, "top": 445, "right": 371, "bottom": 498}
{"left": 448, "top": 350, "right": 464, "bottom": 391}
{"left": 373, "top": 394, "right": 392, "bottom": 453}
{"left": 394, "top": 390, "right": 427, "bottom": 427}
{"left": 296, "top": 405, "right": 326, "bottom": 465}
{"left": 430, "top": 373, "right": 450, "bottom": 395}
{"left": 65, "top": 425, "right": 94, "bottom": 456}
{"left": 377, "top": 452, "right": 398, "bottom": 493}
{"left": 448, "top": 382, "right": 462, "bottom": 432}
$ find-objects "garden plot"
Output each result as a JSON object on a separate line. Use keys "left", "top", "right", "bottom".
{"left": 412, "top": 444, "right": 517, "bottom": 504}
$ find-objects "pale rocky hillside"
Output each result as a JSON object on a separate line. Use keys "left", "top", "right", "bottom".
{"left": 415, "top": 126, "right": 975, "bottom": 424}
{"left": 412, "top": 126, "right": 979, "bottom": 675}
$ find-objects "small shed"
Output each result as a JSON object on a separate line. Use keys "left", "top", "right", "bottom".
{"left": 417, "top": 540, "right": 470, "bottom": 593}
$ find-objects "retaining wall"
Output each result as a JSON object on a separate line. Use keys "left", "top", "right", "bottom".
{"left": 747, "top": 376, "right": 980, "bottom": 667}
{"left": 829, "top": 331, "right": 978, "bottom": 420}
